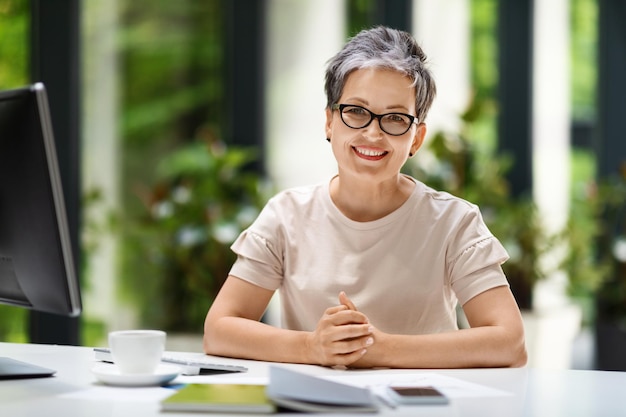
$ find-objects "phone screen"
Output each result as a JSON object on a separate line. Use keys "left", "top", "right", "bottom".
{"left": 393, "top": 387, "right": 442, "bottom": 396}
{"left": 386, "top": 386, "right": 449, "bottom": 405}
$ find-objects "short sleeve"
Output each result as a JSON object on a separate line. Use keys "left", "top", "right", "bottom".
{"left": 228, "top": 195, "right": 287, "bottom": 291}
{"left": 450, "top": 238, "right": 510, "bottom": 305}
{"left": 446, "top": 205, "right": 510, "bottom": 305}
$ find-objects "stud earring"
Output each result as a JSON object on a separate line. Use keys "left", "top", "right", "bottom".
{"left": 326, "top": 137, "right": 331, "bottom": 142}
{"left": 409, "top": 152, "right": 414, "bottom": 157}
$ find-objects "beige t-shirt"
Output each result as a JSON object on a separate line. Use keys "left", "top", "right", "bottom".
{"left": 229, "top": 177, "right": 510, "bottom": 335}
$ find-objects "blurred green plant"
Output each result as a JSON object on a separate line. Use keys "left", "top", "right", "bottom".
{"left": 556, "top": 180, "right": 608, "bottom": 307}
{"left": 120, "top": 134, "right": 270, "bottom": 332}
{"left": 0, "top": 0, "right": 28, "bottom": 89}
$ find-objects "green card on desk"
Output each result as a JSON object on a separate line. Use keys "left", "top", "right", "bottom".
{"left": 162, "top": 383, "right": 276, "bottom": 413}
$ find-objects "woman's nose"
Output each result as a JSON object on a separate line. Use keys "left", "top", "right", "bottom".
{"left": 363, "top": 116, "right": 385, "bottom": 139}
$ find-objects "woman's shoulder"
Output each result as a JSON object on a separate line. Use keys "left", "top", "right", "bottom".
{"left": 251, "top": 182, "right": 329, "bottom": 235}
{"left": 412, "top": 178, "right": 479, "bottom": 213}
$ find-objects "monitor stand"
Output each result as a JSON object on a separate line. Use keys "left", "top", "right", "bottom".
{"left": 0, "top": 357, "right": 56, "bottom": 379}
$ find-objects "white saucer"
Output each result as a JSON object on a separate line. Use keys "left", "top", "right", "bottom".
{"left": 91, "top": 363, "right": 181, "bottom": 387}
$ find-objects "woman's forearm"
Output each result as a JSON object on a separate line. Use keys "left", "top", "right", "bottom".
{"left": 204, "top": 315, "right": 312, "bottom": 364}
{"left": 352, "top": 326, "right": 527, "bottom": 369}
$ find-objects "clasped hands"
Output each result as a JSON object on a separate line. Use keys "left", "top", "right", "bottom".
{"left": 306, "top": 291, "right": 379, "bottom": 367}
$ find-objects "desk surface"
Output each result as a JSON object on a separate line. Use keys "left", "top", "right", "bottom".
{"left": 1, "top": 342, "right": 625, "bottom": 416}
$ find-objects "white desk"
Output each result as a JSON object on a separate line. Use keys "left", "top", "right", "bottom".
{"left": 1, "top": 342, "right": 625, "bottom": 416}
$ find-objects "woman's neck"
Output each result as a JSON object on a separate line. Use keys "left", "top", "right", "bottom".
{"left": 329, "top": 174, "right": 415, "bottom": 222}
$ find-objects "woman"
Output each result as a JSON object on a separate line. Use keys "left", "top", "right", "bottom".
{"left": 204, "top": 26, "right": 527, "bottom": 368}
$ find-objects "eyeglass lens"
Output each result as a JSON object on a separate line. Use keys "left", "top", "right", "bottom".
{"left": 339, "top": 105, "right": 413, "bottom": 136}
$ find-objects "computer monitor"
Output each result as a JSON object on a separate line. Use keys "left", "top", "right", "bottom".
{"left": 0, "top": 83, "right": 82, "bottom": 378}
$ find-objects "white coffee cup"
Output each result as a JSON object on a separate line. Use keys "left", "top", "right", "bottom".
{"left": 108, "top": 330, "right": 166, "bottom": 374}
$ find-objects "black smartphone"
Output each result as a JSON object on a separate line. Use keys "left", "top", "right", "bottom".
{"left": 386, "top": 385, "right": 449, "bottom": 405}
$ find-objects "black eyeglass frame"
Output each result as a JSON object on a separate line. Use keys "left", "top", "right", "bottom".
{"left": 331, "top": 103, "right": 419, "bottom": 136}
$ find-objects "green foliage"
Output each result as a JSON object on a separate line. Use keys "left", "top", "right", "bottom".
{"left": 570, "top": 0, "right": 598, "bottom": 120}
{"left": 0, "top": 0, "right": 28, "bottom": 89}
{"left": 558, "top": 181, "right": 607, "bottom": 301}
{"left": 346, "top": 0, "right": 376, "bottom": 36}
{"left": 471, "top": 0, "right": 499, "bottom": 105}
{"left": 119, "top": 137, "right": 270, "bottom": 332}
{"left": 119, "top": 0, "right": 224, "bottom": 143}
{"left": 0, "top": 305, "right": 27, "bottom": 342}
{"left": 81, "top": 317, "right": 108, "bottom": 347}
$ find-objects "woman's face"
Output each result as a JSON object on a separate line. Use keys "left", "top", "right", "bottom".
{"left": 325, "top": 68, "right": 426, "bottom": 184}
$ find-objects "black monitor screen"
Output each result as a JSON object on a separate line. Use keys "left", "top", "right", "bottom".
{"left": 0, "top": 83, "right": 81, "bottom": 317}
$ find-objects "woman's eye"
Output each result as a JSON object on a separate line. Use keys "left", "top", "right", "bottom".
{"left": 346, "top": 107, "right": 366, "bottom": 115}
{"left": 387, "top": 114, "right": 407, "bottom": 123}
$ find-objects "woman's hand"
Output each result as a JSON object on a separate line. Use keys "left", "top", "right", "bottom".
{"left": 306, "top": 302, "right": 373, "bottom": 367}
{"left": 337, "top": 291, "right": 386, "bottom": 369}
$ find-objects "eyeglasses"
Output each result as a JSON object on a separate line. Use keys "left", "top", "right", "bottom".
{"left": 331, "top": 104, "right": 418, "bottom": 136}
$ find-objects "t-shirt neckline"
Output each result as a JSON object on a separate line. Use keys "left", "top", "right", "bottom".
{"left": 322, "top": 175, "right": 420, "bottom": 230}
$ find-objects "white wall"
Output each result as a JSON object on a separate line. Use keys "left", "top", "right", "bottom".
{"left": 532, "top": 0, "right": 572, "bottom": 311}
{"left": 413, "top": 0, "right": 471, "bottom": 136}
{"left": 527, "top": 0, "right": 580, "bottom": 370}
{"left": 265, "top": 0, "right": 345, "bottom": 190}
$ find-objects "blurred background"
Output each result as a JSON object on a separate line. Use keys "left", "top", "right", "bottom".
{"left": 1, "top": 0, "right": 625, "bottom": 371}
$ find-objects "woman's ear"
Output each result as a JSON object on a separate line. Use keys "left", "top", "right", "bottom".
{"left": 325, "top": 107, "right": 333, "bottom": 140}
{"left": 410, "top": 123, "right": 427, "bottom": 156}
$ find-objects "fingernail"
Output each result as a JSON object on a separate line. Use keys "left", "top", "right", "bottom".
{"left": 368, "top": 326, "right": 374, "bottom": 333}
{"left": 361, "top": 349, "right": 367, "bottom": 355}
{"left": 365, "top": 337, "right": 374, "bottom": 346}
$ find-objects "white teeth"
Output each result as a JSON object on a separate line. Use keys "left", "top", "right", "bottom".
{"left": 356, "top": 147, "right": 385, "bottom": 157}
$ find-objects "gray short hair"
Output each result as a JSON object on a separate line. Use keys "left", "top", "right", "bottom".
{"left": 324, "top": 26, "right": 436, "bottom": 123}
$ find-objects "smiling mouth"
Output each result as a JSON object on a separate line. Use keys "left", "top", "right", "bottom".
{"left": 353, "top": 146, "right": 388, "bottom": 159}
